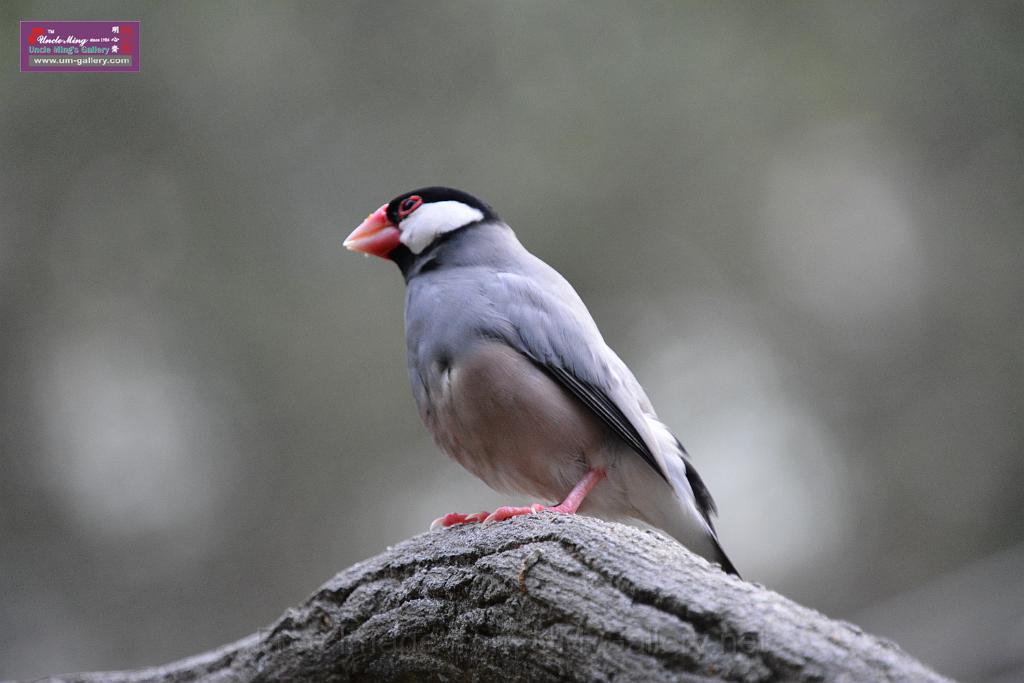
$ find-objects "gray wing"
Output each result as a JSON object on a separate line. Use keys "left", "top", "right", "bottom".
{"left": 479, "top": 266, "right": 677, "bottom": 486}
{"left": 542, "top": 365, "right": 666, "bottom": 481}
{"left": 480, "top": 266, "right": 726, "bottom": 532}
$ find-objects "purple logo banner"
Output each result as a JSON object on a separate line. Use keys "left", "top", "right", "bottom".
{"left": 21, "top": 21, "right": 140, "bottom": 72}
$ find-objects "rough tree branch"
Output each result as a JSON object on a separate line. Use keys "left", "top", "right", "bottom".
{"left": 43, "top": 515, "right": 949, "bottom": 682}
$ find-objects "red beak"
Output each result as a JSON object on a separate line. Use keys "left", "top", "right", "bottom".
{"left": 344, "top": 204, "right": 401, "bottom": 258}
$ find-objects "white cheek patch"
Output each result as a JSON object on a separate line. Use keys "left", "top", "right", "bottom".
{"left": 399, "top": 201, "right": 485, "bottom": 254}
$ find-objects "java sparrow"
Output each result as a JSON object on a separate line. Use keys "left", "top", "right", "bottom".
{"left": 344, "top": 187, "right": 738, "bottom": 576}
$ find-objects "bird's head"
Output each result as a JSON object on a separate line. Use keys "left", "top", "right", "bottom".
{"left": 344, "top": 187, "right": 499, "bottom": 264}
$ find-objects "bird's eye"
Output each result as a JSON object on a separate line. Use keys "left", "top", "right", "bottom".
{"left": 398, "top": 195, "right": 423, "bottom": 218}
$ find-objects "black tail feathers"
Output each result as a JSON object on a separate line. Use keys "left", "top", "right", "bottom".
{"left": 712, "top": 538, "right": 741, "bottom": 578}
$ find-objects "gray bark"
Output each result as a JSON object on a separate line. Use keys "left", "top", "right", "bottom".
{"left": 43, "top": 514, "right": 951, "bottom": 682}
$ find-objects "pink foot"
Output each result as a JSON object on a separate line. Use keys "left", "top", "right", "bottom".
{"left": 483, "top": 503, "right": 546, "bottom": 524}
{"left": 429, "top": 468, "right": 608, "bottom": 531}
{"left": 430, "top": 511, "right": 489, "bottom": 531}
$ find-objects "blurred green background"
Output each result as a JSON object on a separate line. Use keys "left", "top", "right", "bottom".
{"left": 2, "top": 2, "right": 1022, "bottom": 680}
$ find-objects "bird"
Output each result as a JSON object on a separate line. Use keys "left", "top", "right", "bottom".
{"left": 344, "top": 187, "right": 738, "bottom": 576}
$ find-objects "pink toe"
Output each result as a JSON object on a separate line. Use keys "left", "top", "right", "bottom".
{"left": 483, "top": 504, "right": 546, "bottom": 524}
{"left": 430, "top": 511, "right": 491, "bottom": 531}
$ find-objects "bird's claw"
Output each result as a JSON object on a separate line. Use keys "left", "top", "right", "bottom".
{"left": 482, "top": 503, "right": 546, "bottom": 524}
{"left": 429, "top": 511, "right": 489, "bottom": 531}
{"left": 430, "top": 504, "right": 552, "bottom": 531}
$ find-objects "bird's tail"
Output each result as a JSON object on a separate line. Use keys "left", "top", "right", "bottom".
{"left": 627, "top": 420, "right": 741, "bottom": 578}
{"left": 621, "top": 459, "right": 739, "bottom": 577}
{"left": 709, "top": 536, "right": 740, "bottom": 578}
